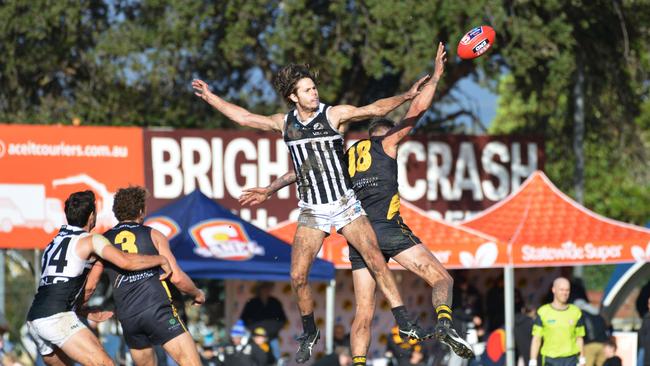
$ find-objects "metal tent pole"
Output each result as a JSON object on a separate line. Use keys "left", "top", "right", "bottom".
{"left": 325, "top": 279, "right": 336, "bottom": 354}
{"left": 504, "top": 265, "right": 516, "bottom": 366}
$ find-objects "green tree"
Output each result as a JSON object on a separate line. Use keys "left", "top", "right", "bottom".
{"left": 490, "top": 0, "right": 650, "bottom": 224}
{"left": 0, "top": 0, "right": 647, "bottom": 221}
{"left": 0, "top": 0, "right": 501, "bottom": 127}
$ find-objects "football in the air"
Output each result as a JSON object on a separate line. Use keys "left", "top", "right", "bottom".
{"left": 457, "top": 25, "right": 496, "bottom": 60}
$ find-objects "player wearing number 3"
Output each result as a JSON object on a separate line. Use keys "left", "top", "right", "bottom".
{"left": 98, "top": 186, "right": 205, "bottom": 366}
{"left": 26, "top": 190, "right": 172, "bottom": 366}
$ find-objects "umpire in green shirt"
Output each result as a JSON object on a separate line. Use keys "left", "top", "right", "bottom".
{"left": 530, "top": 277, "right": 586, "bottom": 366}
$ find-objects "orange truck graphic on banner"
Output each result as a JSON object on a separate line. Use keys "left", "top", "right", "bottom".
{"left": 0, "top": 184, "right": 65, "bottom": 233}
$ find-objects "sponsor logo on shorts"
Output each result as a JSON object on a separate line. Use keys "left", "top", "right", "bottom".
{"left": 144, "top": 216, "right": 180, "bottom": 240}
{"left": 167, "top": 317, "right": 181, "bottom": 330}
{"left": 461, "top": 27, "right": 483, "bottom": 45}
{"left": 190, "top": 219, "right": 265, "bottom": 260}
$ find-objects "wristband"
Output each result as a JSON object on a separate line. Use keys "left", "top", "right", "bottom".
{"left": 529, "top": 360, "right": 537, "bottom": 366}
{"left": 579, "top": 357, "right": 586, "bottom": 365}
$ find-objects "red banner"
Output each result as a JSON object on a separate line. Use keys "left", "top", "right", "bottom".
{"left": 144, "top": 129, "right": 544, "bottom": 228}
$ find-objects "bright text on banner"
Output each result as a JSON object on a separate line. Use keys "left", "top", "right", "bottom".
{"left": 144, "top": 129, "right": 543, "bottom": 229}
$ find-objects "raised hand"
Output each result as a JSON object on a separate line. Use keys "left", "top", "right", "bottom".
{"left": 192, "top": 79, "right": 212, "bottom": 99}
{"left": 239, "top": 187, "right": 271, "bottom": 206}
{"left": 432, "top": 42, "right": 447, "bottom": 83}
{"left": 405, "top": 74, "right": 432, "bottom": 99}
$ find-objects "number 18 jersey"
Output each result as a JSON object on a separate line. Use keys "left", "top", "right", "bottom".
{"left": 27, "top": 225, "right": 94, "bottom": 320}
{"left": 345, "top": 136, "right": 401, "bottom": 225}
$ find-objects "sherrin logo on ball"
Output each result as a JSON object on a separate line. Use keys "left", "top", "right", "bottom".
{"left": 457, "top": 25, "right": 496, "bottom": 60}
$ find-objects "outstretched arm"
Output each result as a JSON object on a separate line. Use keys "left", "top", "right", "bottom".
{"left": 239, "top": 171, "right": 297, "bottom": 206}
{"left": 382, "top": 42, "right": 447, "bottom": 157}
{"left": 328, "top": 75, "right": 431, "bottom": 130}
{"left": 192, "top": 79, "right": 284, "bottom": 132}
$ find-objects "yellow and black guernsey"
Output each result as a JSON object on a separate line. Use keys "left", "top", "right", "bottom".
{"left": 344, "top": 137, "right": 421, "bottom": 270}
{"left": 532, "top": 304, "right": 586, "bottom": 359}
{"left": 103, "top": 222, "right": 185, "bottom": 348}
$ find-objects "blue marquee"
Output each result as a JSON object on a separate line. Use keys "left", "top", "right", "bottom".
{"left": 145, "top": 190, "right": 334, "bottom": 281}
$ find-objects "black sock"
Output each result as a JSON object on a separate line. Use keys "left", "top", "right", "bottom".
{"left": 301, "top": 313, "right": 317, "bottom": 334}
{"left": 436, "top": 304, "right": 452, "bottom": 327}
{"left": 352, "top": 355, "right": 367, "bottom": 366}
{"left": 391, "top": 306, "right": 410, "bottom": 329}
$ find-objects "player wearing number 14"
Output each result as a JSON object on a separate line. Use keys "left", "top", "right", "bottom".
{"left": 26, "top": 191, "right": 172, "bottom": 366}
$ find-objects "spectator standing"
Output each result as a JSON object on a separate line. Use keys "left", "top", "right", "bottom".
{"left": 638, "top": 297, "right": 650, "bottom": 366}
{"left": 486, "top": 276, "right": 505, "bottom": 332}
{"left": 240, "top": 282, "right": 287, "bottom": 360}
{"left": 515, "top": 304, "right": 535, "bottom": 366}
{"left": 575, "top": 299, "right": 609, "bottom": 366}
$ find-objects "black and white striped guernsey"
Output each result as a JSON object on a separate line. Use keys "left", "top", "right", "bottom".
{"left": 283, "top": 103, "right": 352, "bottom": 205}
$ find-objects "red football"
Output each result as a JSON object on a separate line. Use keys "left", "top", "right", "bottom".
{"left": 457, "top": 25, "right": 496, "bottom": 60}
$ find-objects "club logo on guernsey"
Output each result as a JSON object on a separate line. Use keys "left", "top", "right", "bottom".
{"left": 144, "top": 216, "right": 180, "bottom": 240}
{"left": 190, "top": 219, "right": 265, "bottom": 260}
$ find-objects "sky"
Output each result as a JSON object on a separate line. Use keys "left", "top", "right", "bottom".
{"left": 458, "top": 76, "right": 498, "bottom": 129}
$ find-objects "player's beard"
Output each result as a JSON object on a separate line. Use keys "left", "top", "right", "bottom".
{"left": 298, "top": 98, "right": 319, "bottom": 113}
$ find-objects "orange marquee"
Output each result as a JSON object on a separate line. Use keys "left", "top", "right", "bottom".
{"left": 269, "top": 201, "right": 507, "bottom": 269}
{"left": 462, "top": 171, "right": 650, "bottom": 267}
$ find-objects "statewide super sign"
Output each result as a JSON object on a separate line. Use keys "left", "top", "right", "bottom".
{"left": 144, "top": 130, "right": 544, "bottom": 228}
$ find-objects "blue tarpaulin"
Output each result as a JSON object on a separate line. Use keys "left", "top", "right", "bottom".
{"left": 144, "top": 190, "right": 334, "bottom": 281}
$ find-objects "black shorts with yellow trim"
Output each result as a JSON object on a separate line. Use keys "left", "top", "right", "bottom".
{"left": 119, "top": 301, "right": 186, "bottom": 349}
{"left": 349, "top": 217, "right": 421, "bottom": 271}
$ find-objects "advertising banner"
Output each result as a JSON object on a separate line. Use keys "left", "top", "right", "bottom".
{"left": 462, "top": 171, "right": 650, "bottom": 266}
{"left": 0, "top": 124, "right": 144, "bottom": 248}
{"left": 144, "top": 129, "right": 544, "bottom": 229}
